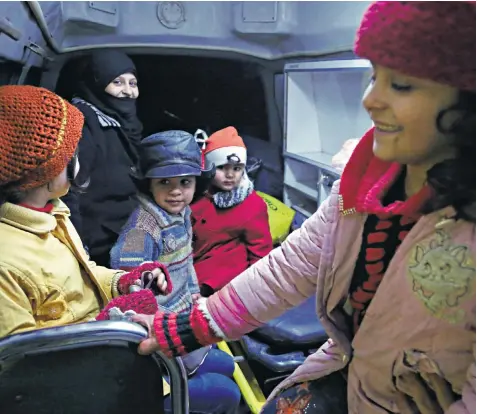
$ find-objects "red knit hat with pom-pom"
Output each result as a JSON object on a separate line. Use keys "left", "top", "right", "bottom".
{"left": 354, "top": 1, "right": 476, "bottom": 91}
{"left": 202, "top": 127, "right": 247, "bottom": 170}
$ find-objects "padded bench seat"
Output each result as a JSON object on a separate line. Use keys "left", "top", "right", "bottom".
{"left": 242, "top": 297, "right": 329, "bottom": 373}
{"left": 249, "top": 296, "right": 328, "bottom": 350}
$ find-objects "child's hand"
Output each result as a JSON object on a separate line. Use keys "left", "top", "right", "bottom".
{"left": 142, "top": 268, "right": 169, "bottom": 294}
{"left": 118, "top": 262, "right": 173, "bottom": 295}
{"left": 191, "top": 293, "right": 201, "bottom": 303}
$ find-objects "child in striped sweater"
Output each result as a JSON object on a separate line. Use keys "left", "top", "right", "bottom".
{"left": 110, "top": 130, "right": 213, "bottom": 314}
{"left": 110, "top": 130, "right": 241, "bottom": 414}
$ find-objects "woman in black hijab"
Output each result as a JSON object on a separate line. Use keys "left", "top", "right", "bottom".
{"left": 62, "top": 50, "right": 143, "bottom": 267}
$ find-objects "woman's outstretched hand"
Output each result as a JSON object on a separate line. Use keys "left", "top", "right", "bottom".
{"left": 131, "top": 313, "right": 159, "bottom": 355}
{"left": 132, "top": 302, "right": 223, "bottom": 357}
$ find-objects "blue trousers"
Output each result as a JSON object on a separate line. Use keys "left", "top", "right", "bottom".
{"left": 164, "top": 348, "right": 241, "bottom": 414}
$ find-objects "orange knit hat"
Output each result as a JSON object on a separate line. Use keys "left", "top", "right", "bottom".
{"left": 200, "top": 127, "right": 246, "bottom": 169}
{"left": 0, "top": 85, "right": 84, "bottom": 190}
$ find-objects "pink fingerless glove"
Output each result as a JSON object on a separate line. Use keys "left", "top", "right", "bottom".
{"left": 118, "top": 261, "right": 173, "bottom": 295}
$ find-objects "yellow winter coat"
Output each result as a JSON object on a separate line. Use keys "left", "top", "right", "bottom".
{"left": 0, "top": 200, "right": 121, "bottom": 338}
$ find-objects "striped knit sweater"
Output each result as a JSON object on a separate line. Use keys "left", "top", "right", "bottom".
{"left": 110, "top": 195, "right": 200, "bottom": 313}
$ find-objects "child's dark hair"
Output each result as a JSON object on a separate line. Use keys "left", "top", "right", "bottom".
{"left": 424, "top": 90, "right": 476, "bottom": 221}
{"left": 67, "top": 149, "right": 90, "bottom": 193}
{"left": 192, "top": 169, "right": 215, "bottom": 203}
{"left": 0, "top": 153, "right": 90, "bottom": 207}
{"left": 0, "top": 185, "right": 27, "bottom": 206}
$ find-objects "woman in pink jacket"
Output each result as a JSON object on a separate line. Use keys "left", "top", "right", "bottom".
{"left": 133, "top": 2, "right": 476, "bottom": 413}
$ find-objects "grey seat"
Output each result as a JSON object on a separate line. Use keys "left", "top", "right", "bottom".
{"left": 0, "top": 321, "right": 189, "bottom": 414}
{"left": 244, "top": 297, "right": 328, "bottom": 373}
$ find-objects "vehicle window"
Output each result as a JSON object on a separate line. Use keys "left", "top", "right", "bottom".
{"left": 135, "top": 56, "right": 270, "bottom": 140}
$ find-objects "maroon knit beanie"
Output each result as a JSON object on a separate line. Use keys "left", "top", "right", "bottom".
{"left": 354, "top": 1, "right": 476, "bottom": 91}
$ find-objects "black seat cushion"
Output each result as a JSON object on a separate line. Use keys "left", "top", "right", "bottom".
{"left": 249, "top": 297, "right": 328, "bottom": 350}
{"left": 0, "top": 344, "right": 164, "bottom": 414}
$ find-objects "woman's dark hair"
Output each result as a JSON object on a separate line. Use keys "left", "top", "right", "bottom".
{"left": 424, "top": 90, "right": 476, "bottom": 221}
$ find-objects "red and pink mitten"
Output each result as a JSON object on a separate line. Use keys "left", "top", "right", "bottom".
{"left": 96, "top": 290, "right": 158, "bottom": 321}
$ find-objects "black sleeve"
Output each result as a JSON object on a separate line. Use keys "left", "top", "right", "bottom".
{"left": 62, "top": 187, "right": 82, "bottom": 235}
{"left": 74, "top": 106, "right": 101, "bottom": 182}
{"left": 61, "top": 106, "right": 99, "bottom": 238}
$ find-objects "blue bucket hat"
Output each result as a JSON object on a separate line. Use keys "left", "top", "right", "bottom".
{"left": 135, "top": 130, "right": 213, "bottom": 179}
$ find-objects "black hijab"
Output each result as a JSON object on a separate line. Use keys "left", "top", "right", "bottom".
{"left": 77, "top": 50, "right": 143, "bottom": 143}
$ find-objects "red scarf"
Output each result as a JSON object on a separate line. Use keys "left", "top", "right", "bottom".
{"left": 18, "top": 203, "right": 55, "bottom": 214}
{"left": 339, "top": 128, "right": 433, "bottom": 220}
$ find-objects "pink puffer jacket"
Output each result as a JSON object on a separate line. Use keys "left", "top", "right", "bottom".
{"left": 203, "top": 177, "right": 475, "bottom": 413}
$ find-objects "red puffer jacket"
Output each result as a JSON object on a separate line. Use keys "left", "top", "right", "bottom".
{"left": 191, "top": 191, "right": 273, "bottom": 291}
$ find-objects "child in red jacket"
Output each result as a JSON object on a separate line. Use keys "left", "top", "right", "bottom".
{"left": 192, "top": 127, "right": 273, "bottom": 295}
